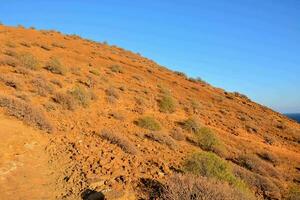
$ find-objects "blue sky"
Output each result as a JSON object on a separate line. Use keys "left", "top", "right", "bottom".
{"left": 1, "top": 0, "right": 299, "bottom": 113}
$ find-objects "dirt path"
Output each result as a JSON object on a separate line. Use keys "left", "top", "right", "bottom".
{"left": 0, "top": 114, "right": 57, "bottom": 200}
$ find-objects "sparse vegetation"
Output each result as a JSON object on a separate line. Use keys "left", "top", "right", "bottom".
{"left": 257, "top": 151, "right": 278, "bottom": 165}
{"left": 174, "top": 71, "right": 187, "bottom": 78}
{"left": 0, "top": 74, "right": 21, "bottom": 89}
{"left": 144, "top": 132, "right": 176, "bottom": 149}
{"left": 287, "top": 185, "right": 300, "bottom": 200}
{"left": 110, "top": 65, "right": 123, "bottom": 73}
{"left": 52, "top": 42, "right": 66, "bottom": 49}
{"left": 160, "top": 174, "right": 255, "bottom": 200}
{"left": 180, "top": 118, "right": 201, "bottom": 133}
{"left": 0, "top": 94, "right": 53, "bottom": 132}
{"left": 193, "top": 127, "right": 224, "bottom": 154}
{"left": 236, "top": 154, "right": 280, "bottom": 178}
{"left": 69, "top": 86, "right": 91, "bottom": 108}
{"left": 89, "top": 69, "right": 100, "bottom": 76}
{"left": 158, "top": 94, "right": 176, "bottom": 113}
{"left": 183, "top": 151, "right": 250, "bottom": 193}
{"left": 40, "top": 44, "right": 51, "bottom": 51}
{"left": 45, "top": 58, "right": 66, "bottom": 75}
{"left": 100, "top": 129, "right": 137, "bottom": 154}
{"left": 136, "top": 116, "right": 161, "bottom": 131}
{"left": 31, "top": 77, "right": 54, "bottom": 96}
{"left": 18, "top": 52, "right": 40, "bottom": 70}
{"left": 52, "top": 92, "right": 76, "bottom": 110}
{"left": 0, "top": 56, "right": 18, "bottom": 67}
{"left": 170, "top": 128, "right": 185, "bottom": 141}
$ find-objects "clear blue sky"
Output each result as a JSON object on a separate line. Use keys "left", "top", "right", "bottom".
{"left": 1, "top": 0, "right": 299, "bottom": 113}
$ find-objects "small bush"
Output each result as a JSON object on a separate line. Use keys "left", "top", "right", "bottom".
{"left": 5, "top": 41, "right": 17, "bottom": 48}
{"left": 100, "top": 129, "right": 137, "bottom": 154}
{"left": 40, "top": 44, "right": 51, "bottom": 51}
{"left": 0, "top": 56, "right": 18, "bottom": 67}
{"left": 18, "top": 52, "right": 40, "bottom": 70}
{"left": 109, "top": 112, "right": 124, "bottom": 120}
{"left": 287, "top": 185, "right": 300, "bottom": 200}
{"left": 183, "top": 151, "right": 251, "bottom": 194}
{"left": 0, "top": 94, "right": 53, "bottom": 132}
{"left": 89, "top": 69, "right": 100, "bottom": 76}
{"left": 20, "top": 41, "right": 31, "bottom": 47}
{"left": 3, "top": 49, "right": 18, "bottom": 57}
{"left": 170, "top": 128, "right": 185, "bottom": 141}
{"left": 52, "top": 42, "right": 66, "bottom": 49}
{"left": 105, "top": 87, "right": 119, "bottom": 99}
{"left": 45, "top": 58, "right": 66, "bottom": 75}
{"left": 174, "top": 71, "right": 187, "bottom": 78}
{"left": 145, "top": 132, "right": 176, "bottom": 149}
{"left": 257, "top": 151, "right": 278, "bottom": 165}
{"left": 110, "top": 65, "right": 123, "bottom": 73}
{"left": 136, "top": 116, "right": 161, "bottom": 131}
{"left": 52, "top": 92, "right": 76, "bottom": 110}
{"left": 50, "top": 79, "right": 63, "bottom": 88}
{"left": 236, "top": 154, "right": 281, "bottom": 179}
{"left": 158, "top": 95, "right": 176, "bottom": 113}
{"left": 0, "top": 74, "right": 21, "bottom": 89}
{"left": 31, "top": 77, "right": 54, "bottom": 96}
{"left": 160, "top": 174, "right": 255, "bottom": 200}
{"left": 180, "top": 118, "right": 201, "bottom": 133}
{"left": 69, "top": 86, "right": 91, "bottom": 107}
{"left": 193, "top": 127, "right": 224, "bottom": 154}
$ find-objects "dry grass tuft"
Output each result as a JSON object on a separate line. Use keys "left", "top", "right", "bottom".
{"left": 158, "top": 94, "right": 176, "bottom": 113}
{"left": 0, "top": 56, "right": 18, "bottom": 67}
{"left": 145, "top": 132, "right": 176, "bottom": 149}
{"left": 180, "top": 118, "right": 201, "bottom": 133}
{"left": 99, "top": 129, "right": 137, "bottom": 154}
{"left": 69, "top": 86, "right": 91, "bottom": 107}
{"left": 18, "top": 52, "right": 40, "bottom": 70}
{"left": 170, "top": 128, "right": 185, "bottom": 141}
{"left": 236, "top": 154, "right": 281, "bottom": 179}
{"left": 31, "top": 77, "right": 54, "bottom": 96}
{"left": 110, "top": 65, "right": 123, "bottom": 73}
{"left": 52, "top": 92, "right": 76, "bottom": 110}
{"left": 0, "top": 74, "right": 21, "bottom": 90}
{"left": 45, "top": 57, "right": 67, "bottom": 75}
{"left": 0, "top": 94, "right": 53, "bottom": 132}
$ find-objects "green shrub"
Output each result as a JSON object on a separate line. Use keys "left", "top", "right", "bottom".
{"left": 158, "top": 95, "right": 176, "bottom": 113}
{"left": 18, "top": 53, "right": 40, "bottom": 70}
{"left": 183, "top": 151, "right": 250, "bottom": 193}
{"left": 193, "top": 127, "right": 224, "bottom": 153}
{"left": 45, "top": 58, "right": 66, "bottom": 75}
{"left": 180, "top": 118, "right": 201, "bottom": 133}
{"left": 136, "top": 116, "right": 161, "bottom": 131}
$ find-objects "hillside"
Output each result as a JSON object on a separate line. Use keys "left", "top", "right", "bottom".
{"left": 0, "top": 25, "right": 299, "bottom": 200}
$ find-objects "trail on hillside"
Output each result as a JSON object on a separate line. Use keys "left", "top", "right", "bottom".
{"left": 0, "top": 114, "right": 57, "bottom": 200}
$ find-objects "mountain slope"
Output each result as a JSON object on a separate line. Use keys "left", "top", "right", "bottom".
{"left": 0, "top": 25, "right": 299, "bottom": 200}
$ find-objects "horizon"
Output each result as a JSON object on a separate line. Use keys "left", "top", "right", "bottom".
{"left": 1, "top": 0, "right": 299, "bottom": 113}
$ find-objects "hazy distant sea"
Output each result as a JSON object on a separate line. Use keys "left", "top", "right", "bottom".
{"left": 285, "top": 113, "right": 300, "bottom": 123}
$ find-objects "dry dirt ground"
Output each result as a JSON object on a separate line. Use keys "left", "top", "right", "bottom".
{"left": 0, "top": 114, "right": 56, "bottom": 199}
{"left": 0, "top": 25, "right": 299, "bottom": 200}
